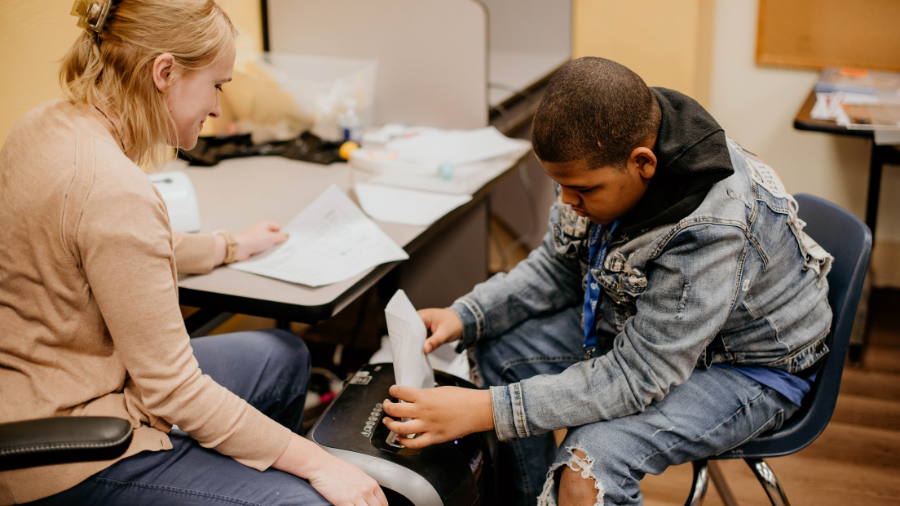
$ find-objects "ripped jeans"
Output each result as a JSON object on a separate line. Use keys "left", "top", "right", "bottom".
{"left": 474, "top": 305, "right": 798, "bottom": 506}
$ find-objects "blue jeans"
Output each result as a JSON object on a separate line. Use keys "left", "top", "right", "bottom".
{"left": 474, "top": 306, "right": 798, "bottom": 506}
{"left": 27, "top": 329, "right": 330, "bottom": 506}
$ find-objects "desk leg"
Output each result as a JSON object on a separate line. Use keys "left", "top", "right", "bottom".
{"left": 851, "top": 143, "right": 891, "bottom": 363}
{"left": 865, "top": 144, "right": 885, "bottom": 233}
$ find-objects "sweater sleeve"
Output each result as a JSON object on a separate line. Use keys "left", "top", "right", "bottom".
{"left": 74, "top": 169, "right": 290, "bottom": 471}
{"left": 172, "top": 232, "right": 216, "bottom": 274}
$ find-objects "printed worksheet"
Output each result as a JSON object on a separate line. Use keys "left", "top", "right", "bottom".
{"left": 229, "top": 185, "right": 409, "bottom": 287}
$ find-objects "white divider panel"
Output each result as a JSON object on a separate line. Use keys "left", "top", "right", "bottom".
{"left": 268, "top": 0, "right": 489, "bottom": 130}
{"left": 480, "top": 0, "right": 572, "bottom": 106}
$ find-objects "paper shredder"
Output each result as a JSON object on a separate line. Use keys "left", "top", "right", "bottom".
{"left": 307, "top": 363, "right": 497, "bottom": 506}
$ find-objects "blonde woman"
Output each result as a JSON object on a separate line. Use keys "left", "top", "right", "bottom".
{"left": 0, "top": 1, "right": 387, "bottom": 505}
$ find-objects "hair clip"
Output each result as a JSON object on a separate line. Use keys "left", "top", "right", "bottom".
{"left": 70, "top": 0, "right": 112, "bottom": 33}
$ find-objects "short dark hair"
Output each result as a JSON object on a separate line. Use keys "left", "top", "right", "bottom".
{"left": 532, "top": 57, "right": 661, "bottom": 169}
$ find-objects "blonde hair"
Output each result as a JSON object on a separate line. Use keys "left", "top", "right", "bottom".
{"left": 60, "top": 0, "right": 237, "bottom": 168}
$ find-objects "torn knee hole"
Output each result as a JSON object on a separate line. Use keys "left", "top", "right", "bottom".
{"left": 561, "top": 449, "right": 598, "bottom": 487}
{"left": 551, "top": 447, "right": 604, "bottom": 506}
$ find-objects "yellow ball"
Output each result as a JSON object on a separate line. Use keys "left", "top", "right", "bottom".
{"left": 339, "top": 141, "right": 360, "bottom": 160}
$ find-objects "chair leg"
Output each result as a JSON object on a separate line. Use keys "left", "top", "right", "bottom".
{"left": 683, "top": 459, "right": 709, "bottom": 506}
{"left": 746, "top": 458, "right": 791, "bottom": 506}
{"left": 708, "top": 461, "right": 740, "bottom": 506}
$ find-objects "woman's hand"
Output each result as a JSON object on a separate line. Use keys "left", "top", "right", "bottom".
{"left": 235, "top": 220, "right": 288, "bottom": 261}
{"left": 418, "top": 308, "right": 464, "bottom": 354}
{"left": 381, "top": 385, "right": 494, "bottom": 449}
{"left": 306, "top": 454, "right": 389, "bottom": 506}
{"left": 214, "top": 221, "right": 288, "bottom": 266}
{"left": 273, "top": 433, "right": 387, "bottom": 506}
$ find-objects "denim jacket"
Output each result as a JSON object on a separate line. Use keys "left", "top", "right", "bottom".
{"left": 449, "top": 139, "right": 833, "bottom": 442}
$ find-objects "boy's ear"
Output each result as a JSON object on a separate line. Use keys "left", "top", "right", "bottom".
{"left": 630, "top": 146, "right": 657, "bottom": 180}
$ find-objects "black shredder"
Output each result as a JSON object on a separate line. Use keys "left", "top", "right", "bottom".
{"left": 307, "top": 363, "right": 497, "bottom": 506}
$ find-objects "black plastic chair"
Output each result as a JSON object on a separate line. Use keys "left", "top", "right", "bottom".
{"left": 0, "top": 417, "right": 133, "bottom": 471}
{"left": 684, "top": 194, "right": 873, "bottom": 506}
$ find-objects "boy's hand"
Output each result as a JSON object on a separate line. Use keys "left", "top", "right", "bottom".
{"left": 381, "top": 385, "right": 494, "bottom": 449}
{"left": 418, "top": 308, "right": 463, "bottom": 354}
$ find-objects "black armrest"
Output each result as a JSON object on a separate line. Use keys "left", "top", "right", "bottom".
{"left": 0, "top": 417, "right": 133, "bottom": 471}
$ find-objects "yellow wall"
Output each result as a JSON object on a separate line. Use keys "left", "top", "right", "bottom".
{"left": 0, "top": 1, "right": 80, "bottom": 146}
{"left": 573, "top": 0, "right": 715, "bottom": 107}
{"left": 0, "top": 0, "right": 262, "bottom": 147}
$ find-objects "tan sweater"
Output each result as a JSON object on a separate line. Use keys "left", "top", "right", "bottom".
{"left": 0, "top": 100, "right": 291, "bottom": 505}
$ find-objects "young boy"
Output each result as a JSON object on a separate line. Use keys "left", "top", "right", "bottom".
{"left": 381, "top": 58, "right": 832, "bottom": 506}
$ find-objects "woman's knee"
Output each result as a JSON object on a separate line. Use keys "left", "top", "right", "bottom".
{"left": 256, "top": 329, "right": 311, "bottom": 382}
{"left": 219, "top": 328, "right": 311, "bottom": 389}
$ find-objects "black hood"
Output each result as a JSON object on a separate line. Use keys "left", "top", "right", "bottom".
{"left": 618, "top": 88, "right": 734, "bottom": 235}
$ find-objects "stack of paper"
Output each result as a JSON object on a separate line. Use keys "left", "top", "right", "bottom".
{"left": 349, "top": 126, "right": 532, "bottom": 195}
{"left": 814, "top": 67, "right": 900, "bottom": 96}
{"left": 811, "top": 67, "right": 900, "bottom": 144}
{"left": 230, "top": 185, "right": 408, "bottom": 287}
{"left": 351, "top": 126, "right": 529, "bottom": 174}
{"left": 384, "top": 290, "right": 435, "bottom": 391}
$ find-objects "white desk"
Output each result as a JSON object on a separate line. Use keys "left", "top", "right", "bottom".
{"left": 175, "top": 152, "right": 528, "bottom": 324}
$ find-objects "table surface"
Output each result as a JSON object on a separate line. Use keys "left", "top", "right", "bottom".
{"left": 175, "top": 153, "right": 527, "bottom": 323}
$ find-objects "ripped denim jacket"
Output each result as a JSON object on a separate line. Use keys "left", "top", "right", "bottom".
{"left": 449, "top": 139, "right": 833, "bottom": 441}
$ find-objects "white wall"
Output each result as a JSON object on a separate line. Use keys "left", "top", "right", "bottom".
{"left": 708, "top": 0, "right": 900, "bottom": 286}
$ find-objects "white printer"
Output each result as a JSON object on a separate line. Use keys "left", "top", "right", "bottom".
{"left": 148, "top": 171, "right": 201, "bottom": 233}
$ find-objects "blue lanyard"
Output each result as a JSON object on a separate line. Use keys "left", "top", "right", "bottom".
{"left": 582, "top": 220, "right": 619, "bottom": 358}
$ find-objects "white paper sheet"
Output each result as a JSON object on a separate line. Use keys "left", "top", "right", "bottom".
{"left": 354, "top": 183, "right": 472, "bottom": 226}
{"left": 229, "top": 185, "right": 409, "bottom": 287}
{"left": 384, "top": 290, "right": 435, "bottom": 391}
{"left": 369, "top": 335, "right": 472, "bottom": 382}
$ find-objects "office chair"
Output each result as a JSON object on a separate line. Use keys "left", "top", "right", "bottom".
{"left": 683, "top": 194, "right": 873, "bottom": 506}
{"left": 0, "top": 417, "right": 132, "bottom": 471}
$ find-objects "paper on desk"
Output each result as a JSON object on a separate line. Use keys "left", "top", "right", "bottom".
{"left": 355, "top": 183, "right": 472, "bottom": 226}
{"left": 390, "top": 126, "right": 526, "bottom": 166}
{"left": 351, "top": 126, "right": 531, "bottom": 175}
{"left": 811, "top": 92, "right": 879, "bottom": 123}
{"left": 385, "top": 290, "right": 435, "bottom": 391}
{"left": 229, "top": 185, "right": 409, "bottom": 287}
